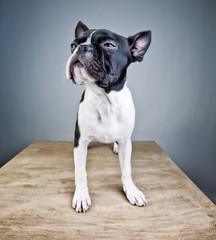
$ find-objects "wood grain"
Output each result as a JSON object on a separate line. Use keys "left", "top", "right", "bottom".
{"left": 0, "top": 141, "right": 215, "bottom": 239}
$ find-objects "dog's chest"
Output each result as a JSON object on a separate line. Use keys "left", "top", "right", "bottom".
{"left": 79, "top": 86, "right": 135, "bottom": 143}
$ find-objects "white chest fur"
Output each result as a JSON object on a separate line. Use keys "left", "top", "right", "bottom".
{"left": 78, "top": 83, "right": 135, "bottom": 144}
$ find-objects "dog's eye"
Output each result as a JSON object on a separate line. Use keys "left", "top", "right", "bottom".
{"left": 103, "top": 42, "right": 116, "bottom": 48}
{"left": 71, "top": 43, "right": 77, "bottom": 52}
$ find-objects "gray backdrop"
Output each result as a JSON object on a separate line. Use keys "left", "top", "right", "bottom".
{"left": 0, "top": 0, "right": 215, "bottom": 203}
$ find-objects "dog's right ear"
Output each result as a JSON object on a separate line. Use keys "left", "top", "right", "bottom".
{"left": 75, "top": 21, "right": 89, "bottom": 38}
{"left": 128, "top": 31, "right": 151, "bottom": 62}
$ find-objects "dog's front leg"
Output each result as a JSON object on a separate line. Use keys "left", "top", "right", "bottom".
{"left": 72, "top": 140, "right": 91, "bottom": 212}
{"left": 118, "top": 139, "right": 147, "bottom": 206}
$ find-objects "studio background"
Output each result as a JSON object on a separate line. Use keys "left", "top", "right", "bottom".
{"left": 0, "top": 0, "right": 215, "bottom": 203}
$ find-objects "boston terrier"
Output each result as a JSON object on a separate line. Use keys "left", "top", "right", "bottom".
{"left": 66, "top": 21, "right": 151, "bottom": 212}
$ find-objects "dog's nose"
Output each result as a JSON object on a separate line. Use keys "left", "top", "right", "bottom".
{"left": 77, "top": 44, "right": 93, "bottom": 54}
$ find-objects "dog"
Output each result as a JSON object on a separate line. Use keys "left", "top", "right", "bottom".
{"left": 66, "top": 21, "right": 151, "bottom": 212}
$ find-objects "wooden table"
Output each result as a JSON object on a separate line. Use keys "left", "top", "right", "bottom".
{"left": 0, "top": 141, "right": 215, "bottom": 239}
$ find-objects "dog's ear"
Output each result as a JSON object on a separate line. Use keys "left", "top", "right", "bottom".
{"left": 128, "top": 31, "right": 151, "bottom": 62}
{"left": 75, "top": 21, "right": 89, "bottom": 38}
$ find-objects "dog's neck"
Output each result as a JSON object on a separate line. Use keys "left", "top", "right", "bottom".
{"left": 84, "top": 78, "right": 128, "bottom": 104}
{"left": 82, "top": 73, "right": 127, "bottom": 95}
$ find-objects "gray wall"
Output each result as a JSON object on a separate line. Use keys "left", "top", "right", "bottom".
{"left": 0, "top": 0, "right": 215, "bottom": 203}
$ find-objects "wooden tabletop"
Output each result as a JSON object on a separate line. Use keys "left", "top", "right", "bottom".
{"left": 0, "top": 141, "right": 215, "bottom": 239}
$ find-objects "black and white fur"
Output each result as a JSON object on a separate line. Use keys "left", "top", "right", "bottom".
{"left": 66, "top": 22, "right": 151, "bottom": 212}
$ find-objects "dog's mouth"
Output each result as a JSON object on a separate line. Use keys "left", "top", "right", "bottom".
{"left": 74, "top": 61, "right": 84, "bottom": 68}
{"left": 70, "top": 60, "right": 84, "bottom": 75}
{"left": 97, "top": 80, "right": 110, "bottom": 88}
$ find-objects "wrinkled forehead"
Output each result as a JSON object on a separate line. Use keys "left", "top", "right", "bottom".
{"left": 74, "top": 29, "right": 128, "bottom": 46}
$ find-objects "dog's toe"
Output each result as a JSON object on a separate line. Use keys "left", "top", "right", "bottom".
{"left": 136, "top": 194, "right": 147, "bottom": 206}
{"left": 72, "top": 188, "right": 91, "bottom": 213}
{"left": 123, "top": 181, "right": 147, "bottom": 207}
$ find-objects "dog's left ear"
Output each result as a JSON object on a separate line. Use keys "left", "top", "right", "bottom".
{"left": 128, "top": 31, "right": 151, "bottom": 62}
{"left": 75, "top": 21, "right": 89, "bottom": 38}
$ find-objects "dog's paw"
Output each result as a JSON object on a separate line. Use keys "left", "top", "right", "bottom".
{"left": 113, "top": 142, "right": 118, "bottom": 154}
{"left": 72, "top": 187, "right": 91, "bottom": 212}
{"left": 123, "top": 181, "right": 147, "bottom": 207}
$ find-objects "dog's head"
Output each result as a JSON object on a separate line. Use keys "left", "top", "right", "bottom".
{"left": 66, "top": 21, "right": 151, "bottom": 93}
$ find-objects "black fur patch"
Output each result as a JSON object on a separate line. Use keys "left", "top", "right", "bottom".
{"left": 104, "top": 67, "right": 128, "bottom": 94}
{"left": 80, "top": 90, "right": 85, "bottom": 103}
{"left": 74, "top": 117, "right": 80, "bottom": 148}
{"left": 74, "top": 91, "right": 85, "bottom": 148}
